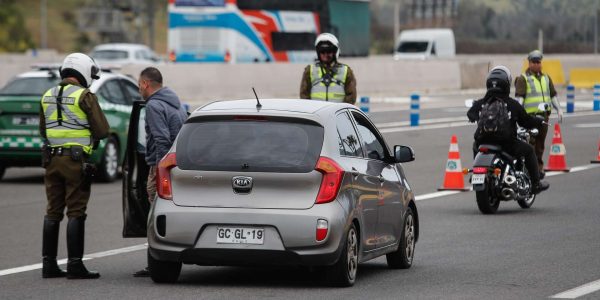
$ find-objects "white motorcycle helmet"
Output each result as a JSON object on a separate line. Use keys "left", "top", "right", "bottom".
{"left": 315, "top": 33, "right": 340, "bottom": 60}
{"left": 59, "top": 53, "right": 100, "bottom": 88}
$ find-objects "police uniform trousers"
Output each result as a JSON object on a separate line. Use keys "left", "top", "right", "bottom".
{"left": 528, "top": 113, "right": 550, "bottom": 171}
{"left": 44, "top": 155, "right": 91, "bottom": 221}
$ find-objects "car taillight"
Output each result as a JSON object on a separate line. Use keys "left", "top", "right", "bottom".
{"left": 157, "top": 153, "right": 177, "bottom": 200}
{"left": 316, "top": 219, "right": 328, "bottom": 241}
{"left": 315, "top": 157, "right": 344, "bottom": 204}
{"left": 473, "top": 167, "right": 488, "bottom": 174}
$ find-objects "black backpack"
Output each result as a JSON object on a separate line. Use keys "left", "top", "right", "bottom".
{"left": 477, "top": 97, "right": 511, "bottom": 141}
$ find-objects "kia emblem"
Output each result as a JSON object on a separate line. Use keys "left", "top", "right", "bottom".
{"left": 232, "top": 176, "right": 253, "bottom": 192}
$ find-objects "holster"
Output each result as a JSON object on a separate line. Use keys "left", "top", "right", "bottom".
{"left": 82, "top": 162, "right": 97, "bottom": 179}
{"left": 41, "top": 143, "right": 52, "bottom": 168}
{"left": 70, "top": 146, "right": 84, "bottom": 162}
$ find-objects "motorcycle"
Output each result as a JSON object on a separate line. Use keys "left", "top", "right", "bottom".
{"left": 465, "top": 100, "right": 547, "bottom": 214}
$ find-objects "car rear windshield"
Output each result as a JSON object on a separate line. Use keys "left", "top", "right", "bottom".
{"left": 397, "top": 41, "right": 429, "bottom": 53}
{"left": 0, "top": 77, "right": 60, "bottom": 96}
{"left": 176, "top": 116, "right": 324, "bottom": 173}
{"left": 91, "top": 50, "right": 129, "bottom": 60}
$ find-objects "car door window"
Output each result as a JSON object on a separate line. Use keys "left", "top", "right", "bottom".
{"left": 99, "top": 79, "right": 127, "bottom": 105}
{"left": 351, "top": 111, "right": 386, "bottom": 161}
{"left": 336, "top": 111, "right": 363, "bottom": 157}
{"left": 121, "top": 79, "right": 142, "bottom": 104}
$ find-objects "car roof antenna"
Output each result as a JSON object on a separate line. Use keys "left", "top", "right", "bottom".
{"left": 252, "top": 87, "right": 262, "bottom": 111}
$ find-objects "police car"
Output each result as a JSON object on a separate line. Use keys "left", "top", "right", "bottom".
{"left": 0, "top": 64, "right": 141, "bottom": 181}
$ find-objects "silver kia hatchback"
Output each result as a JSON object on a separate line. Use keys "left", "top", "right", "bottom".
{"left": 122, "top": 99, "right": 418, "bottom": 286}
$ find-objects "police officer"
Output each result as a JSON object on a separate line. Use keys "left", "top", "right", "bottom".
{"left": 514, "top": 50, "right": 563, "bottom": 178}
{"left": 40, "top": 53, "right": 109, "bottom": 279}
{"left": 300, "top": 33, "right": 357, "bottom": 104}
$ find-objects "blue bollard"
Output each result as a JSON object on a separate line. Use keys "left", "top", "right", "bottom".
{"left": 410, "top": 93, "right": 419, "bottom": 126}
{"left": 566, "top": 85, "right": 575, "bottom": 113}
{"left": 360, "top": 96, "right": 370, "bottom": 113}
{"left": 594, "top": 84, "right": 600, "bottom": 111}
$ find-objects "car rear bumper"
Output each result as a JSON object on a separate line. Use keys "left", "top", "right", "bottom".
{"left": 147, "top": 198, "right": 349, "bottom": 267}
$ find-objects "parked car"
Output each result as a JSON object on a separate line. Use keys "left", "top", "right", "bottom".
{"left": 122, "top": 99, "right": 419, "bottom": 286}
{"left": 0, "top": 64, "right": 141, "bottom": 181}
{"left": 393, "top": 28, "right": 455, "bottom": 60}
{"left": 90, "top": 43, "right": 162, "bottom": 65}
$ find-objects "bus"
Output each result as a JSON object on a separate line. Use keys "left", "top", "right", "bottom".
{"left": 167, "top": 0, "right": 369, "bottom": 63}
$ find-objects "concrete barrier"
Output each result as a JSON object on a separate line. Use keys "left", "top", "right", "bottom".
{"left": 3, "top": 54, "right": 600, "bottom": 106}
{"left": 569, "top": 68, "right": 600, "bottom": 88}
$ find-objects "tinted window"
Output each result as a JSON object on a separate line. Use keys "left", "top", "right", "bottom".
{"left": 352, "top": 112, "right": 386, "bottom": 161}
{"left": 272, "top": 32, "right": 316, "bottom": 51}
{"left": 397, "top": 41, "right": 429, "bottom": 53}
{"left": 98, "top": 80, "right": 127, "bottom": 105}
{"left": 121, "top": 80, "right": 142, "bottom": 103}
{"left": 91, "top": 50, "right": 129, "bottom": 60}
{"left": 336, "top": 112, "right": 363, "bottom": 157}
{"left": 0, "top": 77, "right": 60, "bottom": 96}
{"left": 177, "top": 118, "right": 324, "bottom": 172}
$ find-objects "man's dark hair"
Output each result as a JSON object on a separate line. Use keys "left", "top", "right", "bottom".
{"left": 140, "top": 67, "right": 163, "bottom": 86}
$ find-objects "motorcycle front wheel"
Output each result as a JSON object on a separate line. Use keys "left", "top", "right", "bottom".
{"left": 517, "top": 169, "right": 536, "bottom": 209}
{"left": 476, "top": 180, "right": 500, "bottom": 214}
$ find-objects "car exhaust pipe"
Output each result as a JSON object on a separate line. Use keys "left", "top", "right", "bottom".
{"left": 501, "top": 188, "right": 516, "bottom": 200}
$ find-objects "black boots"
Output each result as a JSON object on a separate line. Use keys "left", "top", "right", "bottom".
{"left": 42, "top": 217, "right": 66, "bottom": 278}
{"left": 66, "top": 216, "right": 100, "bottom": 279}
{"left": 533, "top": 181, "right": 550, "bottom": 194}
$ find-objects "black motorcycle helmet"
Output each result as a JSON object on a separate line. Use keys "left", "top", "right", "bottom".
{"left": 485, "top": 66, "right": 512, "bottom": 97}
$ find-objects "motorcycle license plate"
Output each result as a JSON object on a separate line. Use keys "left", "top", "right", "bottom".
{"left": 471, "top": 174, "right": 486, "bottom": 185}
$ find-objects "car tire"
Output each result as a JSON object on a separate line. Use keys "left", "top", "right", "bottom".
{"left": 97, "top": 137, "right": 119, "bottom": 182}
{"left": 386, "top": 207, "right": 415, "bottom": 269}
{"left": 148, "top": 249, "right": 181, "bottom": 283}
{"left": 325, "top": 223, "right": 358, "bottom": 287}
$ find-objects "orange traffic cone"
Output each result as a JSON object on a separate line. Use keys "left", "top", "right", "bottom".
{"left": 438, "top": 135, "right": 469, "bottom": 191}
{"left": 545, "top": 123, "right": 570, "bottom": 172}
{"left": 591, "top": 136, "right": 600, "bottom": 163}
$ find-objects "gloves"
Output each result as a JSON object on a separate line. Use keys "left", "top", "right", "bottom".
{"left": 557, "top": 109, "right": 563, "bottom": 124}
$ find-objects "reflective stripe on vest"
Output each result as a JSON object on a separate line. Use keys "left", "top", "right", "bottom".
{"left": 41, "top": 84, "right": 92, "bottom": 154}
{"left": 309, "top": 63, "right": 348, "bottom": 102}
{"left": 522, "top": 73, "right": 551, "bottom": 114}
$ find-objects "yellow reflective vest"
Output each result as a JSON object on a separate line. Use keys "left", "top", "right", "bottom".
{"left": 41, "top": 84, "right": 92, "bottom": 154}
{"left": 522, "top": 73, "right": 551, "bottom": 114}
{"left": 309, "top": 62, "right": 348, "bottom": 102}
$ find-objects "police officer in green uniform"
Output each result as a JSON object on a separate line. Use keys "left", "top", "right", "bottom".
{"left": 40, "top": 53, "right": 109, "bottom": 279}
{"left": 514, "top": 50, "right": 563, "bottom": 178}
{"left": 300, "top": 33, "right": 357, "bottom": 104}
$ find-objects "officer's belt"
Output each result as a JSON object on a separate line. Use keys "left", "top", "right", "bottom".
{"left": 49, "top": 147, "right": 77, "bottom": 156}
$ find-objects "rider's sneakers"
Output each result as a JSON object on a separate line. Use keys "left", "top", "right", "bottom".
{"left": 533, "top": 181, "right": 550, "bottom": 194}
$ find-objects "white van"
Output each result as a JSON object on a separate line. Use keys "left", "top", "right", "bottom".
{"left": 393, "top": 28, "right": 455, "bottom": 60}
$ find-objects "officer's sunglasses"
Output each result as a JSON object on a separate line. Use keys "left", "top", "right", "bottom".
{"left": 318, "top": 49, "right": 336, "bottom": 55}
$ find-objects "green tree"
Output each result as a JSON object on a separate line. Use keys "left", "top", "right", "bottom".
{"left": 0, "top": 0, "right": 34, "bottom": 52}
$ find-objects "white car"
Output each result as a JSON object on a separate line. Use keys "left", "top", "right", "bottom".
{"left": 90, "top": 43, "right": 162, "bottom": 66}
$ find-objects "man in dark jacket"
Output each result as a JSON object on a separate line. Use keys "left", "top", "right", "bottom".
{"left": 467, "top": 66, "right": 549, "bottom": 194}
{"left": 134, "top": 67, "right": 188, "bottom": 277}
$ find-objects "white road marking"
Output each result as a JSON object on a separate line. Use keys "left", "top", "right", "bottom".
{"left": 573, "top": 123, "right": 600, "bottom": 128}
{"left": 0, "top": 244, "right": 147, "bottom": 277}
{"left": 0, "top": 164, "right": 599, "bottom": 278}
{"left": 414, "top": 163, "right": 600, "bottom": 202}
{"left": 550, "top": 278, "right": 600, "bottom": 298}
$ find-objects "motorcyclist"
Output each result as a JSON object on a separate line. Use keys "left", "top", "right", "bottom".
{"left": 467, "top": 66, "right": 550, "bottom": 194}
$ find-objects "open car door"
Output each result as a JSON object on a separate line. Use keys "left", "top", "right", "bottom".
{"left": 122, "top": 101, "right": 150, "bottom": 237}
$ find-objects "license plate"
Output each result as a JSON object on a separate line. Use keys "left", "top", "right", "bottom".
{"left": 217, "top": 227, "right": 264, "bottom": 245}
{"left": 471, "top": 174, "right": 486, "bottom": 185}
{"left": 12, "top": 116, "right": 39, "bottom": 126}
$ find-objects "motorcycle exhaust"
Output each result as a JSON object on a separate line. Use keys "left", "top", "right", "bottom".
{"left": 504, "top": 175, "right": 517, "bottom": 187}
{"left": 501, "top": 188, "right": 516, "bottom": 200}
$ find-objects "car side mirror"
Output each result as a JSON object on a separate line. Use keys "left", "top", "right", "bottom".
{"left": 394, "top": 145, "right": 415, "bottom": 163}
